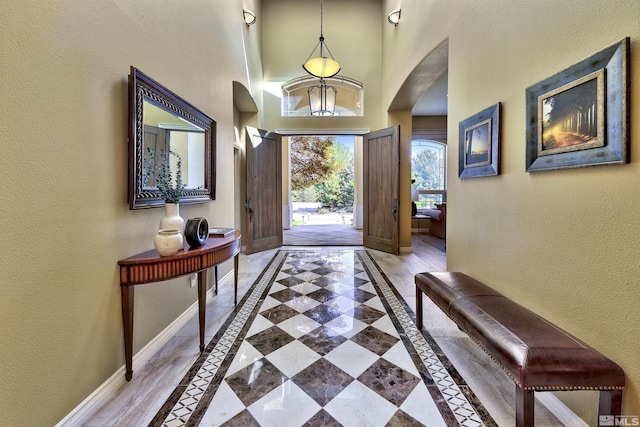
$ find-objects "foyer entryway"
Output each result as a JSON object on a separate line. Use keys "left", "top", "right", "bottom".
{"left": 286, "top": 135, "right": 362, "bottom": 246}
{"left": 283, "top": 126, "right": 400, "bottom": 253}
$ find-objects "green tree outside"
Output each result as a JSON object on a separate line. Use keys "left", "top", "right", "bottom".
{"left": 411, "top": 148, "right": 442, "bottom": 209}
{"left": 290, "top": 136, "right": 335, "bottom": 191}
{"left": 317, "top": 142, "right": 354, "bottom": 211}
{"left": 291, "top": 137, "right": 354, "bottom": 211}
{"left": 412, "top": 148, "right": 441, "bottom": 190}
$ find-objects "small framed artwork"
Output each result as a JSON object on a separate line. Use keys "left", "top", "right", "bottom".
{"left": 526, "top": 38, "right": 629, "bottom": 171}
{"left": 459, "top": 103, "right": 501, "bottom": 178}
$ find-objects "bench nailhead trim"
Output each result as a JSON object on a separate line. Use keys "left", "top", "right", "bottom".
{"left": 418, "top": 287, "right": 624, "bottom": 392}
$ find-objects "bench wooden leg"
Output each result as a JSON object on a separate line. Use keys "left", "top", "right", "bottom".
{"left": 415, "top": 286, "right": 423, "bottom": 329}
{"left": 599, "top": 390, "right": 623, "bottom": 417}
{"left": 516, "top": 386, "right": 534, "bottom": 427}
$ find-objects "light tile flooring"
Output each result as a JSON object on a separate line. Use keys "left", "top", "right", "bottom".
{"left": 153, "top": 249, "right": 493, "bottom": 426}
{"left": 83, "top": 235, "right": 564, "bottom": 426}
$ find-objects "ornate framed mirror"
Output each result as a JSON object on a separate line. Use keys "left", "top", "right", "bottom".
{"left": 128, "top": 66, "right": 216, "bottom": 209}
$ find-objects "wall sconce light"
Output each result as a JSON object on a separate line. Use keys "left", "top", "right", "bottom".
{"left": 388, "top": 8, "right": 401, "bottom": 26}
{"left": 243, "top": 9, "right": 256, "bottom": 26}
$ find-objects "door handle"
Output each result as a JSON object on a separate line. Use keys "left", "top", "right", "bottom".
{"left": 392, "top": 198, "right": 398, "bottom": 222}
{"left": 246, "top": 199, "right": 253, "bottom": 221}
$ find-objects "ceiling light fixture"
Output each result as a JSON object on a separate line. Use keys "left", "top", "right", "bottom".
{"left": 308, "top": 78, "right": 337, "bottom": 116}
{"left": 302, "top": 0, "right": 341, "bottom": 79}
{"left": 243, "top": 9, "right": 256, "bottom": 26}
{"left": 388, "top": 8, "right": 401, "bottom": 26}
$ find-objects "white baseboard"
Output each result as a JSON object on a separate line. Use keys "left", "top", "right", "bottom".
{"left": 536, "top": 392, "right": 588, "bottom": 427}
{"left": 56, "top": 272, "right": 230, "bottom": 426}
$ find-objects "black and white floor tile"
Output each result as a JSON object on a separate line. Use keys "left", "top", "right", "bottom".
{"left": 149, "top": 250, "right": 495, "bottom": 427}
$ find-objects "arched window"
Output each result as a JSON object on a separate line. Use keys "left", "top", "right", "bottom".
{"left": 281, "top": 75, "right": 364, "bottom": 117}
{"left": 411, "top": 139, "right": 446, "bottom": 209}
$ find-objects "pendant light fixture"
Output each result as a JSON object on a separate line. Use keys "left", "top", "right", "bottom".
{"left": 302, "top": 0, "right": 341, "bottom": 79}
{"left": 308, "top": 78, "right": 337, "bottom": 116}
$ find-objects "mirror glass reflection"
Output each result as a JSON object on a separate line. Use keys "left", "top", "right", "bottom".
{"left": 142, "top": 100, "right": 206, "bottom": 190}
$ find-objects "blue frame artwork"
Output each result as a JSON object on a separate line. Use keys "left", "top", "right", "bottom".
{"left": 458, "top": 103, "right": 501, "bottom": 178}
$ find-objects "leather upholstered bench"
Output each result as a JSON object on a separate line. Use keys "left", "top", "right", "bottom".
{"left": 415, "top": 271, "right": 625, "bottom": 426}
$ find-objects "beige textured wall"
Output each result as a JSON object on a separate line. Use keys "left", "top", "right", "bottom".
{"left": 0, "top": 0, "right": 261, "bottom": 425}
{"left": 383, "top": 0, "right": 640, "bottom": 420}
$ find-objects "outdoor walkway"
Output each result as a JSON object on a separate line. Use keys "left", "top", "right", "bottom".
{"left": 283, "top": 224, "right": 363, "bottom": 246}
{"left": 286, "top": 203, "right": 361, "bottom": 246}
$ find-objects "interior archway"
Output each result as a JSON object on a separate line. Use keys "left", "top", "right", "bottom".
{"left": 387, "top": 38, "right": 449, "bottom": 251}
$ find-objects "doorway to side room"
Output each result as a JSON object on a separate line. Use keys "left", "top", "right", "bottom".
{"left": 411, "top": 138, "right": 447, "bottom": 251}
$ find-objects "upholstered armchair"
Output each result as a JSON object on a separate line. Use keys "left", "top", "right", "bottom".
{"left": 423, "top": 202, "right": 446, "bottom": 240}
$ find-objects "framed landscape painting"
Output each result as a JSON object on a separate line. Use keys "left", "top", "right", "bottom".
{"left": 459, "top": 103, "right": 501, "bottom": 178}
{"left": 526, "top": 38, "right": 629, "bottom": 171}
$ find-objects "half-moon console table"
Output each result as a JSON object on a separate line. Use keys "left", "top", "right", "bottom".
{"left": 118, "top": 231, "right": 241, "bottom": 381}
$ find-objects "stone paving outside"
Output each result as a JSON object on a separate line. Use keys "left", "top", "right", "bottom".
{"left": 291, "top": 202, "right": 355, "bottom": 226}
{"left": 286, "top": 202, "right": 361, "bottom": 245}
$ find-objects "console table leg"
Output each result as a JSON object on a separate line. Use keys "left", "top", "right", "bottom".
{"left": 213, "top": 266, "right": 218, "bottom": 295}
{"left": 121, "top": 285, "right": 134, "bottom": 381}
{"left": 234, "top": 254, "right": 239, "bottom": 305}
{"left": 516, "top": 387, "right": 534, "bottom": 427}
{"left": 198, "top": 270, "right": 208, "bottom": 352}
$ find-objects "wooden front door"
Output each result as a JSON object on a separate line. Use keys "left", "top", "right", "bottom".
{"left": 363, "top": 126, "right": 400, "bottom": 254}
{"left": 246, "top": 127, "right": 282, "bottom": 254}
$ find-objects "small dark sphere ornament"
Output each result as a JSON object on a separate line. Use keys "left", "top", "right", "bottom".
{"left": 184, "top": 217, "right": 209, "bottom": 248}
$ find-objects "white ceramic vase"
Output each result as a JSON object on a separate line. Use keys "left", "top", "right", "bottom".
{"left": 154, "top": 229, "right": 184, "bottom": 256}
{"left": 160, "top": 203, "right": 185, "bottom": 235}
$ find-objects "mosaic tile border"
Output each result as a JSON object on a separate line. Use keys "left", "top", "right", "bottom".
{"left": 357, "top": 251, "right": 497, "bottom": 427}
{"left": 149, "top": 250, "right": 496, "bottom": 427}
{"left": 149, "top": 251, "right": 289, "bottom": 426}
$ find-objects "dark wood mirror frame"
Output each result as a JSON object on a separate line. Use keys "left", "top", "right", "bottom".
{"left": 128, "top": 66, "right": 216, "bottom": 209}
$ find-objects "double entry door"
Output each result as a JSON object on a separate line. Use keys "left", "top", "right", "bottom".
{"left": 245, "top": 126, "right": 400, "bottom": 255}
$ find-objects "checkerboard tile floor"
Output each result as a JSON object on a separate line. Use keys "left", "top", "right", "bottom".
{"left": 150, "top": 250, "right": 495, "bottom": 427}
